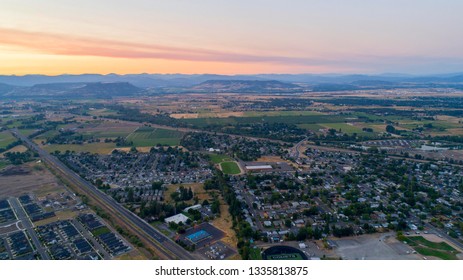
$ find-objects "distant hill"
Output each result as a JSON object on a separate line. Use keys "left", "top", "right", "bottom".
{"left": 0, "top": 83, "right": 19, "bottom": 95}
{"left": 69, "top": 82, "right": 142, "bottom": 97}
{"left": 0, "top": 82, "right": 141, "bottom": 98}
{"left": 190, "top": 80, "right": 301, "bottom": 93}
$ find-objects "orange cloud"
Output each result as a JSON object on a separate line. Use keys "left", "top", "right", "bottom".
{"left": 0, "top": 27, "right": 332, "bottom": 66}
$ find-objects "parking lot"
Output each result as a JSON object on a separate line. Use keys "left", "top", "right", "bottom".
{"left": 332, "top": 233, "right": 421, "bottom": 260}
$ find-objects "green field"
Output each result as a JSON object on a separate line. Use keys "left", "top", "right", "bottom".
{"left": 183, "top": 114, "right": 353, "bottom": 128}
{"left": 297, "top": 123, "right": 324, "bottom": 131}
{"left": 126, "top": 127, "right": 184, "bottom": 146}
{"left": 243, "top": 111, "right": 324, "bottom": 117}
{"left": 209, "top": 153, "right": 233, "bottom": 164}
{"left": 414, "top": 246, "right": 458, "bottom": 260}
{"left": 0, "top": 131, "right": 16, "bottom": 149}
{"left": 407, "top": 236, "right": 455, "bottom": 251}
{"left": 17, "top": 129, "right": 38, "bottom": 137}
{"left": 91, "top": 226, "right": 111, "bottom": 236}
{"left": 220, "top": 161, "right": 241, "bottom": 175}
{"left": 82, "top": 130, "right": 133, "bottom": 138}
{"left": 44, "top": 142, "right": 117, "bottom": 154}
{"left": 401, "top": 236, "right": 459, "bottom": 260}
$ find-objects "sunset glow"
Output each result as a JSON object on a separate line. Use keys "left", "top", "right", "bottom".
{"left": 1, "top": 0, "right": 462, "bottom": 75}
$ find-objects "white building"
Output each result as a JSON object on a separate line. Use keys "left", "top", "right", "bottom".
{"left": 165, "top": 213, "right": 189, "bottom": 224}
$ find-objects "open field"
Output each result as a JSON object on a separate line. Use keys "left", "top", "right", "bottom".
{"left": 43, "top": 142, "right": 117, "bottom": 154}
{"left": 126, "top": 127, "right": 184, "bottom": 146}
{"left": 220, "top": 161, "right": 241, "bottom": 175}
{"left": 33, "top": 209, "right": 79, "bottom": 227}
{"left": 78, "top": 121, "right": 139, "bottom": 138}
{"left": 2, "top": 145, "right": 28, "bottom": 154}
{"left": 0, "top": 131, "right": 16, "bottom": 149}
{"left": 183, "top": 114, "right": 352, "bottom": 127}
{"left": 17, "top": 129, "right": 38, "bottom": 137}
{"left": 0, "top": 163, "right": 64, "bottom": 198}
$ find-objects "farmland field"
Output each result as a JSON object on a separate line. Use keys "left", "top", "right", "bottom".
{"left": 183, "top": 114, "right": 352, "bottom": 127}
{"left": 0, "top": 131, "right": 16, "bottom": 149}
{"left": 242, "top": 110, "right": 324, "bottom": 117}
{"left": 43, "top": 142, "right": 117, "bottom": 154}
{"left": 78, "top": 121, "right": 139, "bottom": 138}
{"left": 126, "top": 127, "right": 184, "bottom": 146}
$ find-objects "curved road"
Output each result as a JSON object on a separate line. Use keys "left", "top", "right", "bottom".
{"left": 11, "top": 129, "right": 196, "bottom": 260}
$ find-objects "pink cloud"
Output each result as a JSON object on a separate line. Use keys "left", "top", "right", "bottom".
{"left": 0, "top": 27, "right": 330, "bottom": 65}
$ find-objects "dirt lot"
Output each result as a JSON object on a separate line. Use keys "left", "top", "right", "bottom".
{"left": 0, "top": 163, "right": 64, "bottom": 198}
{"left": 256, "top": 156, "right": 286, "bottom": 162}
{"left": 209, "top": 199, "right": 238, "bottom": 254}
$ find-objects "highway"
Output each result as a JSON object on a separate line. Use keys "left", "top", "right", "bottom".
{"left": 12, "top": 129, "right": 196, "bottom": 260}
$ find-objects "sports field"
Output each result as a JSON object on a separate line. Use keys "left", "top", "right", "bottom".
{"left": 220, "top": 161, "right": 241, "bottom": 175}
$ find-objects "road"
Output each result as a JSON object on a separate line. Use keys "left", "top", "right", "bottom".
{"left": 291, "top": 137, "right": 308, "bottom": 159}
{"left": 12, "top": 129, "right": 197, "bottom": 260}
{"left": 8, "top": 198, "right": 50, "bottom": 260}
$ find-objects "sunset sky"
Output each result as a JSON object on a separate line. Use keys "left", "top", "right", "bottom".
{"left": 1, "top": 0, "right": 462, "bottom": 75}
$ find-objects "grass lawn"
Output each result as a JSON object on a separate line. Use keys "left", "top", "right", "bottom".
{"left": 249, "top": 247, "right": 263, "bottom": 260}
{"left": 407, "top": 236, "right": 455, "bottom": 251}
{"left": 220, "top": 161, "right": 241, "bottom": 175}
{"left": 91, "top": 226, "right": 111, "bottom": 236}
{"left": 209, "top": 153, "right": 233, "bottom": 164}
{"left": 126, "top": 127, "right": 184, "bottom": 146}
{"left": 413, "top": 246, "right": 458, "bottom": 260}
{"left": 401, "top": 236, "right": 459, "bottom": 260}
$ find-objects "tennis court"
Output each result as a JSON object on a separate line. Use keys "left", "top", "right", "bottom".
{"left": 186, "top": 230, "right": 212, "bottom": 244}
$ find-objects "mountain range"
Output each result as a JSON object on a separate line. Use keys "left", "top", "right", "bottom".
{"left": 0, "top": 72, "right": 463, "bottom": 98}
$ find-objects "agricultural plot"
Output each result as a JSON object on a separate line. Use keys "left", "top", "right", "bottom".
{"left": 17, "top": 129, "right": 38, "bottom": 137}
{"left": 126, "top": 127, "right": 184, "bottom": 146}
{"left": 319, "top": 123, "right": 372, "bottom": 135}
{"left": 78, "top": 121, "right": 139, "bottom": 138}
{"left": 43, "top": 142, "right": 117, "bottom": 154}
{"left": 183, "top": 114, "right": 353, "bottom": 128}
{"left": 0, "top": 131, "right": 16, "bottom": 149}
{"left": 243, "top": 110, "right": 324, "bottom": 117}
